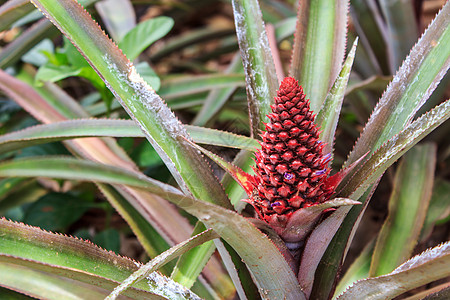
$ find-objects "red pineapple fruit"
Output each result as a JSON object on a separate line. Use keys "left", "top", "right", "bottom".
{"left": 250, "top": 77, "right": 333, "bottom": 221}
{"left": 186, "top": 77, "right": 362, "bottom": 244}
{"left": 243, "top": 77, "right": 361, "bottom": 244}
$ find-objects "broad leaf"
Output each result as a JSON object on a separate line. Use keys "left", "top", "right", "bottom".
{"left": 118, "top": 16, "right": 174, "bottom": 61}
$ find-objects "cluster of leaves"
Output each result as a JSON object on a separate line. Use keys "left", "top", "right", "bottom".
{"left": 0, "top": 0, "right": 449, "bottom": 299}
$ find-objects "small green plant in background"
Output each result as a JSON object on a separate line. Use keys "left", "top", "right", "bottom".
{"left": 0, "top": 0, "right": 449, "bottom": 299}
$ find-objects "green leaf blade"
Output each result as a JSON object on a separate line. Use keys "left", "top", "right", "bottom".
{"left": 107, "top": 229, "right": 218, "bottom": 299}
{"left": 346, "top": 2, "right": 450, "bottom": 165}
{"left": 338, "top": 242, "right": 450, "bottom": 300}
{"left": 0, "top": 119, "right": 258, "bottom": 155}
{"left": 369, "top": 143, "right": 436, "bottom": 276}
{"left": 118, "top": 16, "right": 174, "bottom": 61}
{"left": 232, "top": 0, "right": 278, "bottom": 136}
{"left": 316, "top": 38, "right": 358, "bottom": 154}
{"left": 342, "top": 99, "right": 450, "bottom": 200}
{"left": 0, "top": 157, "right": 305, "bottom": 299}
{"left": 30, "top": 0, "right": 231, "bottom": 208}
{"left": 290, "top": 0, "right": 349, "bottom": 112}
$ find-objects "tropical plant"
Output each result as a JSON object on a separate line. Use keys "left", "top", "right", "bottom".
{"left": 0, "top": 0, "right": 449, "bottom": 299}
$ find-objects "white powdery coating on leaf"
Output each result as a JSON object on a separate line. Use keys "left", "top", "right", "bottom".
{"left": 368, "top": 4, "right": 449, "bottom": 132}
{"left": 103, "top": 54, "right": 189, "bottom": 140}
{"left": 126, "top": 63, "right": 190, "bottom": 139}
{"left": 146, "top": 272, "right": 202, "bottom": 300}
{"left": 232, "top": 0, "right": 276, "bottom": 126}
{"left": 103, "top": 54, "right": 189, "bottom": 191}
{"left": 352, "top": 100, "right": 449, "bottom": 201}
{"left": 103, "top": 55, "right": 137, "bottom": 114}
{"left": 391, "top": 241, "right": 450, "bottom": 274}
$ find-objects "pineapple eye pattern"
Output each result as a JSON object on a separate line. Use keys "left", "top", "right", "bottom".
{"left": 249, "top": 77, "right": 333, "bottom": 226}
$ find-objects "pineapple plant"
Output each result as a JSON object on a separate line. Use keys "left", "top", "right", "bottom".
{"left": 0, "top": 0, "right": 448, "bottom": 299}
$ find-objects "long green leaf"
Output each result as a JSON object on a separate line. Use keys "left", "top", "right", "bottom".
{"left": 312, "top": 99, "right": 449, "bottom": 299}
{"left": 0, "top": 256, "right": 164, "bottom": 300}
{"left": 289, "top": 0, "right": 349, "bottom": 112}
{"left": 231, "top": 0, "right": 278, "bottom": 136}
{"left": 341, "top": 99, "right": 450, "bottom": 200}
{"left": 313, "top": 93, "right": 450, "bottom": 299}
{"left": 30, "top": 0, "right": 231, "bottom": 208}
{"left": 0, "top": 218, "right": 189, "bottom": 298}
{"left": 346, "top": 2, "right": 450, "bottom": 166}
{"left": 159, "top": 74, "right": 245, "bottom": 100}
{"left": 0, "top": 157, "right": 305, "bottom": 299}
{"left": 0, "top": 68, "right": 197, "bottom": 251}
{"left": 106, "top": 229, "right": 218, "bottom": 299}
{"left": 314, "top": 4, "right": 450, "bottom": 296}
{"left": 316, "top": 38, "right": 357, "bottom": 155}
{"left": 0, "top": 119, "right": 259, "bottom": 155}
{"left": 379, "top": 0, "right": 419, "bottom": 71}
{"left": 8, "top": 11, "right": 239, "bottom": 292}
{"left": 370, "top": 143, "right": 436, "bottom": 276}
{"left": 337, "top": 242, "right": 450, "bottom": 299}
{"left": 192, "top": 53, "right": 243, "bottom": 126}
{"left": 0, "top": 18, "right": 226, "bottom": 293}
{"left": 3, "top": 65, "right": 227, "bottom": 299}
